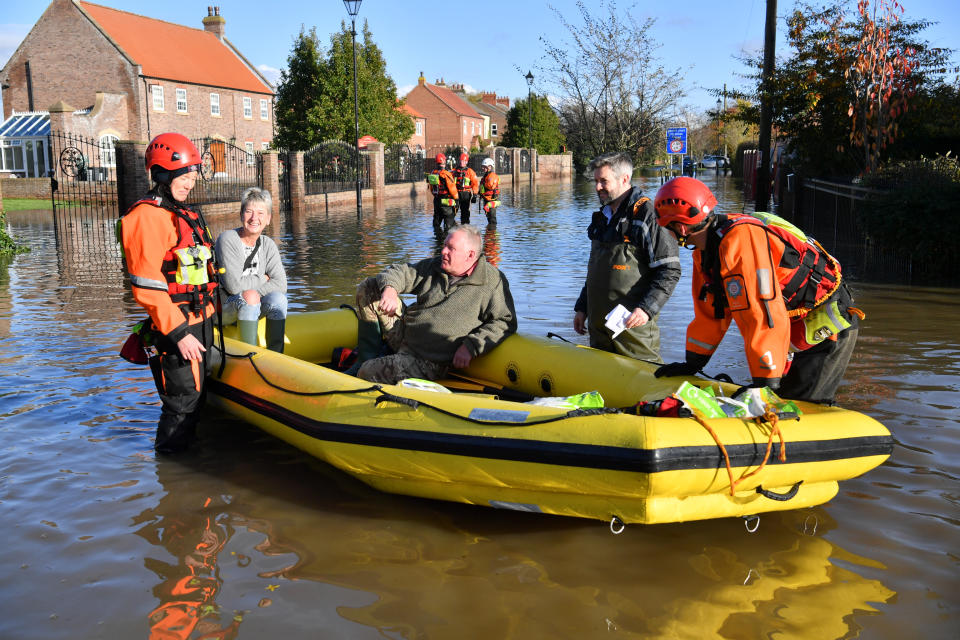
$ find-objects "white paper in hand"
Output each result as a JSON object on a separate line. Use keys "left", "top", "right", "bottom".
{"left": 604, "top": 304, "right": 631, "bottom": 338}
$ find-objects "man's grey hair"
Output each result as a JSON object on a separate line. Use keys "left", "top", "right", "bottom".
{"left": 588, "top": 152, "right": 634, "bottom": 178}
{"left": 240, "top": 187, "right": 273, "bottom": 216}
{"left": 447, "top": 224, "right": 482, "bottom": 254}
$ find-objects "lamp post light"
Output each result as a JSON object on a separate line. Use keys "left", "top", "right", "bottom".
{"left": 344, "top": 0, "right": 362, "bottom": 216}
{"left": 525, "top": 70, "right": 533, "bottom": 186}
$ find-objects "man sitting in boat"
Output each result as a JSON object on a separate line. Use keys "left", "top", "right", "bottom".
{"left": 652, "top": 176, "right": 862, "bottom": 404}
{"left": 346, "top": 224, "right": 518, "bottom": 384}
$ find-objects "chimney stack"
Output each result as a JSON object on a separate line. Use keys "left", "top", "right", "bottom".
{"left": 202, "top": 6, "right": 225, "bottom": 40}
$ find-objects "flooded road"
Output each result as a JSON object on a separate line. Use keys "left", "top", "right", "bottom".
{"left": 1, "top": 173, "right": 957, "bottom": 639}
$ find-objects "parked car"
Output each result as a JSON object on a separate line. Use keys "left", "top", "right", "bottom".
{"left": 682, "top": 156, "right": 697, "bottom": 172}
{"left": 701, "top": 155, "right": 730, "bottom": 169}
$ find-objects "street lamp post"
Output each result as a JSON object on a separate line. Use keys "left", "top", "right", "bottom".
{"left": 715, "top": 98, "right": 722, "bottom": 173}
{"left": 344, "top": 0, "right": 362, "bottom": 216}
{"left": 525, "top": 70, "right": 533, "bottom": 186}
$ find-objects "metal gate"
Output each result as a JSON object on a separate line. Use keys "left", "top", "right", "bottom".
{"left": 495, "top": 147, "right": 512, "bottom": 174}
{"left": 186, "top": 137, "right": 259, "bottom": 206}
{"left": 304, "top": 140, "right": 369, "bottom": 195}
{"left": 385, "top": 144, "right": 424, "bottom": 184}
{"left": 48, "top": 131, "right": 119, "bottom": 243}
{"left": 277, "top": 150, "right": 291, "bottom": 210}
{"left": 519, "top": 149, "right": 531, "bottom": 173}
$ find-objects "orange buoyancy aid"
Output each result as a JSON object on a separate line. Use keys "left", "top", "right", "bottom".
{"left": 453, "top": 166, "right": 477, "bottom": 194}
{"left": 480, "top": 171, "right": 500, "bottom": 201}
{"left": 121, "top": 196, "right": 218, "bottom": 335}
{"left": 428, "top": 168, "right": 458, "bottom": 199}
{"left": 712, "top": 212, "right": 841, "bottom": 318}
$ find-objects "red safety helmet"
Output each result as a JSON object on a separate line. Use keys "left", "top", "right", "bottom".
{"left": 145, "top": 133, "right": 201, "bottom": 184}
{"left": 435, "top": 152, "right": 446, "bottom": 165}
{"left": 459, "top": 152, "right": 469, "bottom": 164}
{"left": 654, "top": 176, "right": 718, "bottom": 228}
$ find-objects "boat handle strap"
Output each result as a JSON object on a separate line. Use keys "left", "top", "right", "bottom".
{"left": 756, "top": 481, "right": 803, "bottom": 501}
{"left": 376, "top": 393, "right": 420, "bottom": 410}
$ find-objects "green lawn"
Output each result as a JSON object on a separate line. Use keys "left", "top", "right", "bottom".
{"left": 2, "top": 197, "right": 52, "bottom": 211}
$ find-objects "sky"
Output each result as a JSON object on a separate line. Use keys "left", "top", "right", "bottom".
{"left": 1, "top": 0, "right": 957, "bottom": 119}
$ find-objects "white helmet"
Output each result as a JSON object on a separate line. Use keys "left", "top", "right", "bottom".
{"left": 481, "top": 158, "right": 495, "bottom": 169}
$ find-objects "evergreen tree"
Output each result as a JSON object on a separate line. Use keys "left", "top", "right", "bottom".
{"left": 273, "top": 28, "right": 326, "bottom": 151}
{"left": 503, "top": 94, "right": 566, "bottom": 155}
{"left": 273, "top": 22, "right": 413, "bottom": 151}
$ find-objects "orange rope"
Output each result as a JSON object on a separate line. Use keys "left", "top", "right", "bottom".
{"left": 689, "top": 402, "right": 787, "bottom": 496}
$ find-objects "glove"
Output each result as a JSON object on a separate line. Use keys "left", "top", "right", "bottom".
{"left": 733, "top": 377, "right": 782, "bottom": 398}
{"left": 654, "top": 351, "right": 711, "bottom": 378}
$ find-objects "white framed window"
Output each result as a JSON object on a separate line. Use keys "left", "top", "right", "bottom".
{"left": 463, "top": 122, "right": 467, "bottom": 135}
{"left": 243, "top": 97, "right": 252, "bottom": 118}
{"left": 175, "top": 88, "right": 187, "bottom": 113}
{"left": 98, "top": 134, "right": 119, "bottom": 167}
{"left": 210, "top": 92, "right": 220, "bottom": 116}
{"left": 260, "top": 99, "right": 269, "bottom": 120}
{"left": 261, "top": 141, "right": 270, "bottom": 150}
{"left": 491, "top": 123, "right": 498, "bottom": 136}
{"left": 471, "top": 121, "right": 475, "bottom": 135}
{"left": 415, "top": 120, "right": 423, "bottom": 136}
{"left": 244, "top": 141, "right": 255, "bottom": 165}
{"left": 151, "top": 85, "right": 164, "bottom": 111}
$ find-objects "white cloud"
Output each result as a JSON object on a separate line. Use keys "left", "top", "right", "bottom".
{"left": 397, "top": 83, "right": 414, "bottom": 97}
{"left": 257, "top": 64, "right": 282, "bottom": 86}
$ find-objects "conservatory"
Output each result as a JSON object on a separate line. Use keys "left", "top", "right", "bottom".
{"left": 0, "top": 111, "right": 51, "bottom": 178}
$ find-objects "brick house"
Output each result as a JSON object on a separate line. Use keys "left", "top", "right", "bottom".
{"left": 401, "top": 103, "right": 426, "bottom": 153}
{"left": 403, "top": 75, "right": 484, "bottom": 150}
{"left": 0, "top": 0, "right": 274, "bottom": 176}
{"left": 464, "top": 91, "right": 509, "bottom": 146}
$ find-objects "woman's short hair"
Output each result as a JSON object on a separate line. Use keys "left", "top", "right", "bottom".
{"left": 240, "top": 187, "right": 272, "bottom": 216}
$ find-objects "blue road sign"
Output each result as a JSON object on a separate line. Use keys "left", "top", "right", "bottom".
{"left": 666, "top": 127, "right": 688, "bottom": 155}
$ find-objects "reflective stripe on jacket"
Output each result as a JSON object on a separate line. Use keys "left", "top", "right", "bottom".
{"left": 686, "top": 212, "right": 848, "bottom": 379}
{"left": 121, "top": 197, "right": 217, "bottom": 342}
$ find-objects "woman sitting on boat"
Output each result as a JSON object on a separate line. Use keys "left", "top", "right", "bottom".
{"left": 347, "top": 224, "right": 517, "bottom": 384}
{"left": 215, "top": 187, "right": 288, "bottom": 352}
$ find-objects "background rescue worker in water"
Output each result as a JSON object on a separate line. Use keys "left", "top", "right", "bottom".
{"left": 120, "top": 133, "right": 217, "bottom": 453}
{"left": 573, "top": 151, "right": 681, "bottom": 362}
{"left": 452, "top": 152, "right": 479, "bottom": 225}
{"left": 427, "top": 152, "right": 459, "bottom": 235}
{"left": 478, "top": 157, "right": 501, "bottom": 226}
{"left": 652, "top": 176, "right": 863, "bottom": 404}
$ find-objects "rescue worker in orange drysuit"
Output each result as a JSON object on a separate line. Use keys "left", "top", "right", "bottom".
{"left": 452, "top": 152, "right": 479, "bottom": 224}
{"left": 120, "top": 133, "right": 219, "bottom": 453}
{"left": 478, "top": 157, "right": 501, "bottom": 226}
{"left": 652, "top": 176, "right": 863, "bottom": 404}
{"left": 427, "top": 152, "right": 459, "bottom": 235}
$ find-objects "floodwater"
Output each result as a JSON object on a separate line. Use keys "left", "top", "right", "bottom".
{"left": 1, "top": 173, "right": 957, "bottom": 639}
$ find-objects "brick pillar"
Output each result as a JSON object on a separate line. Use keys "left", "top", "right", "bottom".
{"left": 47, "top": 100, "right": 74, "bottom": 134}
{"left": 366, "top": 142, "right": 385, "bottom": 201}
{"left": 259, "top": 151, "right": 281, "bottom": 216}
{"left": 115, "top": 140, "right": 149, "bottom": 214}
{"left": 288, "top": 151, "right": 305, "bottom": 216}
{"left": 511, "top": 148, "right": 521, "bottom": 183}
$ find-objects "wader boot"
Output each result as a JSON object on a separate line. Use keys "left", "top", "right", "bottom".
{"left": 266, "top": 318, "right": 285, "bottom": 353}
{"left": 238, "top": 319, "right": 259, "bottom": 347}
{"left": 344, "top": 320, "right": 382, "bottom": 376}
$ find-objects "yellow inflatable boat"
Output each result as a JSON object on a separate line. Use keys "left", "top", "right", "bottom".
{"left": 207, "top": 309, "right": 892, "bottom": 526}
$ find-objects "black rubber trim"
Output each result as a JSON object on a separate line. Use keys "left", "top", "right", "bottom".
{"left": 210, "top": 380, "right": 894, "bottom": 474}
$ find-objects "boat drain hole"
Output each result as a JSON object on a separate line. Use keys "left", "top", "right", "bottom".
{"left": 507, "top": 366, "right": 519, "bottom": 383}
{"left": 539, "top": 376, "right": 553, "bottom": 394}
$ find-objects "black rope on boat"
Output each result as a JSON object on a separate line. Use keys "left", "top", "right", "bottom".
{"left": 220, "top": 350, "right": 624, "bottom": 427}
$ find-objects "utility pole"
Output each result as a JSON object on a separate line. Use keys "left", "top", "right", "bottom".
{"left": 756, "top": 0, "right": 777, "bottom": 213}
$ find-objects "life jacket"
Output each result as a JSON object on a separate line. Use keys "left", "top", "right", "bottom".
{"left": 702, "top": 212, "right": 842, "bottom": 321}
{"left": 427, "top": 168, "right": 456, "bottom": 203}
{"left": 124, "top": 196, "right": 219, "bottom": 311}
{"left": 480, "top": 171, "right": 500, "bottom": 202}
{"left": 452, "top": 166, "right": 473, "bottom": 192}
